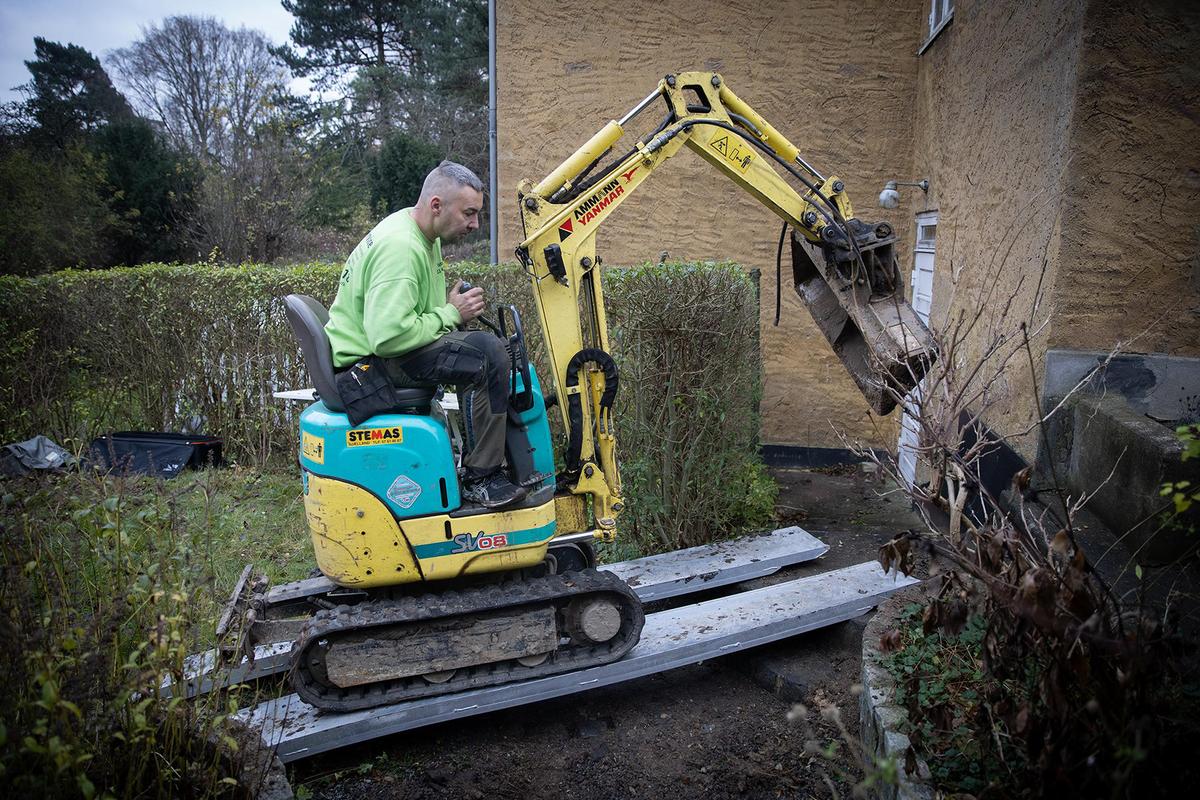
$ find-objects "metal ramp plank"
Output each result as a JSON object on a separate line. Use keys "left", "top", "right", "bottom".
{"left": 604, "top": 524, "right": 828, "bottom": 601}
{"left": 172, "top": 525, "right": 828, "bottom": 697}
{"left": 241, "top": 560, "right": 916, "bottom": 762}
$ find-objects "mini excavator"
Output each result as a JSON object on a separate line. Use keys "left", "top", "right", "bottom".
{"left": 252, "top": 71, "right": 934, "bottom": 712}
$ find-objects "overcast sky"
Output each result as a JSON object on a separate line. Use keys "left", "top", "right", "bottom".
{"left": 0, "top": 0, "right": 302, "bottom": 104}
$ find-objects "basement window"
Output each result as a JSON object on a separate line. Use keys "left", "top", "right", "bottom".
{"left": 918, "top": 0, "right": 954, "bottom": 55}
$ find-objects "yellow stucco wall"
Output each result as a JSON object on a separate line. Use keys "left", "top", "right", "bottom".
{"left": 909, "top": 0, "right": 1199, "bottom": 460}
{"left": 909, "top": 0, "right": 1088, "bottom": 459}
{"left": 1051, "top": 0, "right": 1200, "bottom": 358}
{"left": 496, "top": 0, "right": 925, "bottom": 449}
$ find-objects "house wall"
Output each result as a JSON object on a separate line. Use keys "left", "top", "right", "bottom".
{"left": 496, "top": 0, "right": 925, "bottom": 449}
{"left": 911, "top": 0, "right": 1199, "bottom": 460}
{"left": 1051, "top": 0, "right": 1200, "bottom": 360}
{"left": 910, "top": 0, "right": 1089, "bottom": 459}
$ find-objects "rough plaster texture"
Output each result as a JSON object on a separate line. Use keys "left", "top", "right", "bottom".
{"left": 1053, "top": 0, "right": 1200, "bottom": 357}
{"left": 912, "top": 0, "right": 1200, "bottom": 461}
{"left": 497, "top": 0, "right": 925, "bottom": 448}
{"left": 910, "top": 0, "right": 1087, "bottom": 461}
{"left": 498, "top": 0, "right": 1199, "bottom": 458}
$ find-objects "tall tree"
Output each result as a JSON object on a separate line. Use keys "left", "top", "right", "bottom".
{"left": 20, "top": 38, "right": 132, "bottom": 148}
{"left": 276, "top": 0, "right": 422, "bottom": 141}
{"left": 108, "top": 16, "right": 289, "bottom": 167}
{"left": 108, "top": 16, "right": 310, "bottom": 262}
{"left": 92, "top": 118, "right": 196, "bottom": 264}
{"left": 276, "top": 0, "right": 422, "bottom": 85}
{"left": 276, "top": 0, "right": 485, "bottom": 148}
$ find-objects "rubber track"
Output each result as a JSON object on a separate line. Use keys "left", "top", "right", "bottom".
{"left": 290, "top": 568, "right": 645, "bottom": 712}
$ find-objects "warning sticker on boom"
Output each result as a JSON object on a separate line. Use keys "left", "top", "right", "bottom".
{"left": 708, "top": 132, "right": 754, "bottom": 173}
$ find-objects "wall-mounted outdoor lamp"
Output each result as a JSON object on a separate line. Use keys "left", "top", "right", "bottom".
{"left": 878, "top": 179, "right": 930, "bottom": 209}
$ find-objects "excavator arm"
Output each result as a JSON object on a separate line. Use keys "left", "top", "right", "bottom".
{"left": 516, "top": 71, "right": 936, "bottom": 538}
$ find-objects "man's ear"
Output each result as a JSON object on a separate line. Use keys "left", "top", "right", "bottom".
{"left": 429, "top": 196, "right": 443, "bottom": 215}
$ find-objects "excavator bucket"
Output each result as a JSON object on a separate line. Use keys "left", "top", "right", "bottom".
{"left": 791, "top": 220, "right": 936, "bottom": 416}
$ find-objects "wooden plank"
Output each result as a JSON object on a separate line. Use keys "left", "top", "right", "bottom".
{"left": 215, "top": 564, "right": 254, "bottom": 639}
{"left": 604, "top": 525, "right": 827, "bottom": 601}
{"left": 324, "top": 607, "right": 558, "bottom": 687}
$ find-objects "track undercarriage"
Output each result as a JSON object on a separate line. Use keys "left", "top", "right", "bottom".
{"left": 225, "top": 541, "right": 644, "bottom": 713}
{"left": 291, "top": 567, "right": 644, "bottom": 712}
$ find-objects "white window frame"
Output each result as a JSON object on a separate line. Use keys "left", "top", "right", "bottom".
{"left": 918, "top": 0, "right": 954, "bottom": 55}
{"left": 898, "top": 210, "right": 939, "bottom": 488}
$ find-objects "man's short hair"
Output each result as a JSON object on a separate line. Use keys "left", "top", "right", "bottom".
{"left": 420, "top": 161, "right": 483, "bottom": 203}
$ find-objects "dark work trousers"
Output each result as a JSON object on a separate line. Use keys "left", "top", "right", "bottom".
{"left": 382, "top": 330, "right": 509, "bottom": 475}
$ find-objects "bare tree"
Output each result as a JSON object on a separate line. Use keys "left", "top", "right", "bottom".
{"left": 108, "top": 16, "right": 307, "bottom": 262}
{"left": 108, "top": 16, "right": 287, "bottom": 168}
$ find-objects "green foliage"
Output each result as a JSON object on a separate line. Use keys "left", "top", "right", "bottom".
{"left": 882, "top": 605, "right": 1028, "bottom": 794}
{"left": 276, "top": 0, "right": 485, "bottom": 112}
{"left": 276, "top": 0, "right": 425, "bottom": 83}
{"left": 368, "top": 132, "right": 443, "bottom": 214}
{"left": 19, "top": 38, "right": 132, "bottom": 149}
{"left": 91, "top": 118, "right": 197, "bottom": 265}
{"left": 0, "top": 466, "right": 306, "bottom": 797}
{"left": 1, "top": 40, "right": 199, "bottom": 273}
{"left": 0, "top": 143, "right": 119, "bottom": 275}
{"left": 297, "top": 137, "right": 372, "bottom": 232}
{"left": 878, "top": 522, "right": 1200, "bottom": 797}
{"left": 0, "top": 259, "right": 772, "bottom": 553}
{"left": 604, "top": 261, "right": 775, "bottom": 552}
{"left": 0, "top": 262, "right": 340, "bottom": 461}
{"left": 1178, "top": 423, "right": 1200, "bottom": 462}
{"left": 1156, "top": 423, "right": 1200, "bottom": 538}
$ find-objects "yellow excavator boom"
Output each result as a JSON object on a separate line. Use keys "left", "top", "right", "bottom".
{"left": 516, "top": 71, "right": 937, "bottom": 537}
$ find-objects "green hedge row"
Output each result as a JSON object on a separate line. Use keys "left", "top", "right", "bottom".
{"left": 0, "top": 261, "right": 773, "bottom": 549}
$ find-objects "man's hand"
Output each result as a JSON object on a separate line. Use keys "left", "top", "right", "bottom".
{"left": 448, "top": 279, "right": 486, "bottom": 323}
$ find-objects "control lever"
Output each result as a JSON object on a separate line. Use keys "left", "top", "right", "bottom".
{"left": 456, "top": 281, "right": 502, "bottom": 335}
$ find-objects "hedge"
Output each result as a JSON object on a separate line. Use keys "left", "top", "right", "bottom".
{"left": 0, "top": 260, "right": 773, "bottom": 550}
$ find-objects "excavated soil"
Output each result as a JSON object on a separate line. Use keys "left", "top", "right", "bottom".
{"left": 292, "top": 467, "right": 925, "bottom": 799}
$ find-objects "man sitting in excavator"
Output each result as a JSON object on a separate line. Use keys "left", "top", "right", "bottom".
{"left": 324, "top": 161, "right": 527, "bottom": 509}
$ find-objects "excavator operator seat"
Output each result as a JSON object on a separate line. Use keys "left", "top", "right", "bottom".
{"left": 282, "top": 294, "right": 436, "bottom": 414}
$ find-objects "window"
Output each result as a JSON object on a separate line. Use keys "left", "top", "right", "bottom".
{"left": 917, "top": 221, "right": 937, "bottom": 248}
{"left": 919, "top": 0, "right": 954, "bottom": 54}
{"left": 929, "top": 0, "right": 954, "bottom": 33}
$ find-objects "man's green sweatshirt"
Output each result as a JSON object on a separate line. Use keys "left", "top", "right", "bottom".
{"left": 325, "top": 209, "right": 462, "bottom": 368}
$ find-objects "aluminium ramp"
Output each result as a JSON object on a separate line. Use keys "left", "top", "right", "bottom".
{"left": 173, "top": 525, "right": 829, "bottom": 697}
{"left": 242, "top": 560, "right": 917, "bottom": 762}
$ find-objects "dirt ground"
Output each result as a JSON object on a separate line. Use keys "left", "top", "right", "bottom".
{"left": 291, "top": 466, "right": 926, "bottom": 799}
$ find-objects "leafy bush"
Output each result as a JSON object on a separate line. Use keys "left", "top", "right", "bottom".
{"left": 0, "top": 263, "right": 337, "bottom": 465}
{"left": 0, "top": 260, "right": 773, "bottom": 552}
{"left": 868, "top": 297, "right": 1200, "bottom": 795}
{"left": 881, "top": 604, "right": 1030, "bottom": 793}
{"left": 605, "top": 262, "right": 775, "bottom": 552}
{"left": 0, "top": 144, "right": 119, "bottom": 275}
{"left": 0, "top": 467, "right": 306, "bottom": 798}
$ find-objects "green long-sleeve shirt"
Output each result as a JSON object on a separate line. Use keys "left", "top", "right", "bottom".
{"left": 325, "top": 209, "right": 461, "bottom": 368}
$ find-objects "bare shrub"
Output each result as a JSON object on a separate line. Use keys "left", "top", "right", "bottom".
{"left": 855, "top": 253, "right": 1200, "bottom": 795}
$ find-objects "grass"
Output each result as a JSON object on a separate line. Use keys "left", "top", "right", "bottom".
{"left": 0, "top": 456, "right": 775, "bottom": 797}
